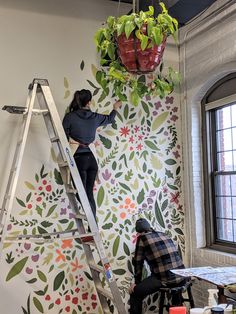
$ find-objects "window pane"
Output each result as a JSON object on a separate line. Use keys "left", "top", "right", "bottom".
{"left": 217, "top": 218, "right": 233, "bottom": 241}
{"left": 216, "top": 129, "right": 232, "bottom": 152}
{"left": 232, "top": 198, "right": 236, "bottom": 219}
{"left": 217, "top": 151, "right": 233, "bottom": 171}
{"left": 216, "top": 106, "right": 231, "bottom": 130}
{"left": 215, "top": 175, "right": 231, "bottom": 196}
{"left": 215, "top": 196, "right": 232, "bottom": 218}
{"left": 232, "top": 104, "right": 236, "bottom": 127}
{"left": 232, "top": 128, "right": 236, "bottom": 150}
{"left": 231, "top": 175, "right": 236, "bottom": 196}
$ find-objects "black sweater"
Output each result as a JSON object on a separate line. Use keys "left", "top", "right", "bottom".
{"left": 62, "top": 108, "right": 116, "bottom": 153}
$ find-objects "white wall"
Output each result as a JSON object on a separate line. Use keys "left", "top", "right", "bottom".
{"left": 180, "top": 0, "right": 236, "bottom": 306}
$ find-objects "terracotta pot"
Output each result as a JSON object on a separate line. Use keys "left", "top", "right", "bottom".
{"left": 116, "top": 26, "right": 166, "bottom": 74}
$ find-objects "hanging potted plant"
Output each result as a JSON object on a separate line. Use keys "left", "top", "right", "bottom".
{"left": 94, "top": 2, "right": 179, "bottom": 106}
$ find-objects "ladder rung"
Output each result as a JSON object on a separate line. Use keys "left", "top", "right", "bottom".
{"left": 96, "top": 284, "right": 114, "bottom": 301}
{"left": 51, "top": 136, "right": 59, "bottom": 143}
{"left": 89, "top": 262, "right": 104, "bottom": 273}
{"left": 66, "top": 188, "right": 77, "bottom": 194}
{"left": 75, "top": 213, "right": 87, "bottom": 220}
{"left": 32, "top": 109, "right": 49, "bottom": 114}
{"left": 58, "top": 161, "right": 68, "bottom": 167}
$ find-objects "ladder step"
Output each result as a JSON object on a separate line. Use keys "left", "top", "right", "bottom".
{"left": 75, "top": 213, "right": 87, "bottom": 220}
{"left": 51, "top": 136, "right": 59, "bottom": 143}
{"left": 66, "top": 188, "right": 77, "bottom": 194}
{"left": 96, "top": 284, "right": 114, "bottom": 301}
{"left": 58, "top": 161, "right": 68, "bottom": 167}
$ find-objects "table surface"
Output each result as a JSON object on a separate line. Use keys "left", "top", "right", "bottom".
{"left": 171, "top": 266, "right": 236, "bottom": 286}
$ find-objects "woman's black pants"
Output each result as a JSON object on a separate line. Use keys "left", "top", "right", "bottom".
{"left": 74, "top": 152, "right": 98, "bottom": 218}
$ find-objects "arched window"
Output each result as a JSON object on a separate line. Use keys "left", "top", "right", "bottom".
{"left": 202, "top": 73, "right": 236, "bottom": 253}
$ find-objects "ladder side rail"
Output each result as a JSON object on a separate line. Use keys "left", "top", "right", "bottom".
{"left": 0, "top": 116, "right": 27, "bottom": 225}
{"left": 37, "top": 85, "right": 98, "bottom": 233}
{"left": 0, "top": 84, "right": 37, "bottom": 249}
{"left": 37, "top": 83, "right": 126, "bottom": 314}
{"left": 0, "top": 89, "right": 34, "bottom": 226}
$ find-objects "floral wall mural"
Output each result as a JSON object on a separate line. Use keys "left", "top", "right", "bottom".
{"left": 1, "top": 60, "right": 184, "bottom": 314}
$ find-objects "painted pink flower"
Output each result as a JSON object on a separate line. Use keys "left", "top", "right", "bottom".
{"left": 137, "top": 144, "right": 143, "bottom": 151}
{"left": 138, "top": 135, "right": 143, "bottom": 140}
{"left": 119, "top": 126, "right": 130, "bottom": 137}
{"left": 134, "top": 126, "right": 140, "bottom": 133}
{"left": 170, "top": 192, "right": 180, "bottom": 205}
{"left": 172, "top": 107, "right": 178, "bottom": 112}
{"left": 165, "top": 96, "right": 174, "bottom": 104}
{"left": 173, "top": 151, "right": 180, "bottom": 159}
{"left": 170, "top": 115, "right": 178, "bottom": 122}
{"left": 129, "top": 136, "right": 134, "bottom": 143}
{"left": 102, "top": 169, "right": 112, "bottom": 181}
{"left": 155, "top": 101, "right": 162, "bottom": 110}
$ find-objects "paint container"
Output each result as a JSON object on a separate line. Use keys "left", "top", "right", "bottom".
{"left": 169, "top": 306, "right": 187, "bottom": 314}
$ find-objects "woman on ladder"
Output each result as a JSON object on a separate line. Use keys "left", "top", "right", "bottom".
{"left": 63, "top": 89, "right": 121, "bottom": 222}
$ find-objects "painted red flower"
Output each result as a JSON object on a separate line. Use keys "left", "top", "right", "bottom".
{"left": 72, "top": 297, "right": 78, "bottom": 304}
{"left": 137, "top": 144, "right": 143, "bottom": 151}
{"left": 170, "top": 192, "right": 180, "bottom": 205}
{"left": 119, "top": 126, "right": 130, "bottom": 137}
{"left": 129, "top": 136, "right": 134, "bottom": 143}
{"left": 134, "top": 126, "right": 140, "bottom": 133}
{"left": 92, "top": 302, "right": 97, "bottom": 309}
{"left": 82, "top": 292, "right": 88, "bottom": 300}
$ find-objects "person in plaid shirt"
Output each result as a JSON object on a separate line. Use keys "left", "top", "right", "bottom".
{"left": 129, "top": 218, "right": 185, "bottom": 314}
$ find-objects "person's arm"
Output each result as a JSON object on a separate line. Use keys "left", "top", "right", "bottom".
{"left": 133, "top": 236, "right": 145, "bottom": 284}
{"left": 97, "top": 100, "right": 122, "bottom": 127}
{"left": 62, "top": 113, "right": 70, "bottom": 140}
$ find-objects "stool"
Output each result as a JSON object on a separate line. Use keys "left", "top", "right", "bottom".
{"left": 158, "top": 280, "right": 195, "bottom": 314}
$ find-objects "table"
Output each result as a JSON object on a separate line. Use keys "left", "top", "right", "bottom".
{"left": 171, "top": 266, "right": 236, "bottom": 303}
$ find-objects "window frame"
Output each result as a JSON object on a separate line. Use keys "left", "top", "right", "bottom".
{"left": 202, "top": 84, "right": 236, "bottom": 254}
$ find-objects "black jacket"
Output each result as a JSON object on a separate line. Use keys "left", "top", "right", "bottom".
{"left": 62, "top": 108, "right": 116, "bottom": 153}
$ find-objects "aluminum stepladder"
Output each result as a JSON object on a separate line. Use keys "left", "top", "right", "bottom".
{"left": 0, "top": 78, "right": 126, "bottom": 314}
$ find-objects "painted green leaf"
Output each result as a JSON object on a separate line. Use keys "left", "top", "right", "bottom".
{"left": 97, "top": 186, "right": 105, "bottom": 207}
{"left": 155, "top": 201, "right": 165, "bottom": 228}
{"left": 124, "top": 104, "right": 129, "bottom": 119}
{"left": 84, "top": 271, "right": 93, "bottom": 281}
{"left": 53, "top": 271, "right": 65, "bottom": 291}
{"left": 141, "top": 101, "right": 150, "bottom": 117}
{"left": 46, "top": 204, "right": 57, "bottom": 217}
{"left": 137, "top": 189, "right": 145, "bottom": 205}
{"left": 25, "top": 182, "right": 35, "bottom": 190}
{"left": 33, "top": 297, "right": 44, "bottom": 313}
{"left": 26, "top": 278, "right": 37, "bottom": 284}
{"left": 123, "top": 242, "right": 130, "bottom": 256}
{"left": 176, "top": 166, "right": 181, "bottom": 175}
{"left": 113, "top": 269, "right": 126, "bottom": 275}
{"left": 16, "top": 198, "right": 26, "bottom": 208}
{"left": 152, "top": 112, "right": 169, "bottom": 131}
{"left": 64, "top": 90, "right": 70, "bottom": 99}
{"left": 26, "top": 192, "right": 32, "bottom": 203}
{"left": 99, "top": 134, "right": 112, "bottom": 149}
{"left": 119, "top": 182, "right": 132, "bottom": 192}
{"left": 54, "top": 168, "right": 63, "bottom": 185}
{"left": 64, "top": 77, "right": 69, "bottom": 88}
{"left": 161, "top": 199, "right": 168, "bottom": 212}
{"left": 167, "top": 183, "right": 178, "bottom": 190}
{"left": 35, "top": 206, "right": 43, "bottom": 217}
{"left": 102, "top": 223, "right": 113, "bottom": 230}
{"left": 165, "top": 159, "right": 176, "bottom": 165}
{"left": 112, "top": 236, "right": 120, "bottom": 256}
{"left": 6, "top": 257, "right": 28, "bottom": 281}
{"left": 144, "top": 140, "right": 159, "bottom": 151}
{"left": 175, "top": 228, "right": 184, "bottom": 235}
{"left": 37, "top": 270, "right": 47, "bottom": 282}
{"left": 150, "top": 154, "right": 162, "bottom": 170}
{"left": 80, "top": 60, "right": 85, "bottom": 70}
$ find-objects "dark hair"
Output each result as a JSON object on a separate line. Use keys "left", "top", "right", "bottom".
{"left": 69, "top": 89, "right": 92, "bottom": 112}
{"left": 135, "top": 218, "right": 152, "bottom": 233}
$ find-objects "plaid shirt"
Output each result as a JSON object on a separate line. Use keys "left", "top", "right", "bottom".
{"left": 133, "top": 230, "right": 184, "bottom": 285}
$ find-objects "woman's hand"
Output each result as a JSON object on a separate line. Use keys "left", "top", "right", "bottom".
{"left": 113, "top": 100, "right": 122, "bottom": 110}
